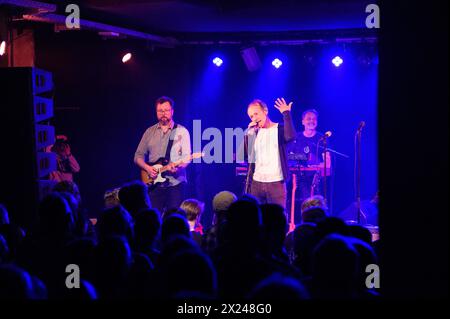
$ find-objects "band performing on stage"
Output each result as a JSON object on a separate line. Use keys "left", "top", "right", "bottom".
{"left": 134, "top": 96, "right": 340, "bottom": 224}
{"left": 6, "top": 0, "right": 448, "bottom": 303}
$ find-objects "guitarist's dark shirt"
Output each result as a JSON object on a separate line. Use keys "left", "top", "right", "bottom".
{"left": 287, "top": 131, "right": 328, "bottom": 168}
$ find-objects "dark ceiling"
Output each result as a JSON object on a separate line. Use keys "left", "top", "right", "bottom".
{"left": 49, "top": 0, "right": 373, "bottom": 35}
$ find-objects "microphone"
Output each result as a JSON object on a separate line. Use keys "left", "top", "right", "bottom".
{"left": 248, "top": 121, "right": 260, "bottom": 135}
{"left": 357, "top": 121, "right": 365, "bottom": 132}
{"left": 319, "top": 131, "right": 332, "bottom": 140}
{"left": 253, "top": 125, "right": 260, "bottom": 136}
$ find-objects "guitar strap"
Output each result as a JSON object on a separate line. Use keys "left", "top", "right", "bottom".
{"left": 164, "top": 123, "right": 178, "bottom": 162}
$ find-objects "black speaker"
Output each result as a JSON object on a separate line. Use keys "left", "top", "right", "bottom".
{"left": 0, "top": 67, "right": 56, "bottom": 230}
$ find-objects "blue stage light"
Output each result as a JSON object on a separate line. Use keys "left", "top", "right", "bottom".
{"left": 212, "top": 57, "right": 223, "bottom": 67}
{"left": 332, "top": 56, "right": 343, "bottom": 67}
{"left": 272, "top": 58, "right": 283, "bottom": 69}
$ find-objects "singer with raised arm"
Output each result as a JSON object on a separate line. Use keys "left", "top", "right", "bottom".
{"left": 134, "top": 96, "right": 192, "bottom": 214}
{"left": 287, "top": 109, "right": 332, "bottom": 206}
{"left": 239, "top": 98, "right": 296, "bottom": 209}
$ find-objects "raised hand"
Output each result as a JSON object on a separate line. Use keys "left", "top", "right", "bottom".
{"left": 274, "top": 97, "right": 293, "bottom": 113}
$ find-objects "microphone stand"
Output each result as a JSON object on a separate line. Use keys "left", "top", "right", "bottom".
{"left": 318, "top": 145, "right": 349, "bottom": 158}
{"left": 330, "top": 153, "right": 335, "bottom": 215}
{"left": 317, "top": 145, "right": 348, "bottom": 216}
{"left": 244, "top": 134, "right": 251, "bottom": 194}
{"left": 244, "top": 128, "right": 257, "bottom": 194}
{"left": 316, "top": 135, "right": 333, "bottom": 208}
{"left": 355, "top": 127, "right": 363, "bottom": 224}
{"left": 322, "top": 137, "right": 328, "bottom": 206}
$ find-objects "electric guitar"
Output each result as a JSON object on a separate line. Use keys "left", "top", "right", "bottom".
{"left": 140, "top": 152, "right": 204, "bottom": 187}
{"left": 289, "top": 173, "right": 297, "bottom": 232}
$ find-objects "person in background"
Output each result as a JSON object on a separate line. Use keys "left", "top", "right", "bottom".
{"left": 49, "top": 135, "right": 80, "bottom": 183}
{"left": 180, "top": 198, "right": 204, "bottom": 246}
{"left": 287, "top": 109, "right": 331, "bottom": 204}
{"left": 202, "top": 191, "right": 237, "bottom": 256}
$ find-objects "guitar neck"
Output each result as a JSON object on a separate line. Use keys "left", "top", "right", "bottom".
{"left": 159, "top": 155, "right": 192, "bottom": 173}
{"left": 290, "top": 191, "right": 296, "bottom": 225}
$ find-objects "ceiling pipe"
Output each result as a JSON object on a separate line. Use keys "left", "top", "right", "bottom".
{"left": 0, "top": 0, "right": 56, "bottom": 13}
{"left": 181, "top": 37, "right": 377, "bottom": 46}
{"left": 1, "top": 0, "right": 178, "bottom": 46}
{"left": 23, "top": 12, "right": 179, "bottom": 46}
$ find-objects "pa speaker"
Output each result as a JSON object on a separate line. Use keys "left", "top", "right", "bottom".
{"left": 0, "top": 67, "right": 56, "bottom": 229}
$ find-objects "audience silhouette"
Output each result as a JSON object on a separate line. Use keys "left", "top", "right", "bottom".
{"left": 0, "top": 182, "right": 381, "bottom": 300}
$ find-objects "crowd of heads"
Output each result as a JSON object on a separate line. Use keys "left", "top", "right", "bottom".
{"left": 0, "top": 180, "right": 380, "bottom": 300}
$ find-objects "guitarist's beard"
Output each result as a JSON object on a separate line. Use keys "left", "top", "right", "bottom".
{"left": 159, "top": 117, "right": 170, "bottom": 126}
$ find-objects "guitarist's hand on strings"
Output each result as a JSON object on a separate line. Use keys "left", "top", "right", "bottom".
{"left": 145, "top": 165, "right": 158, "bottom": 179}
{"left": 167, "top": 162, "right": 178, "bottom": 174}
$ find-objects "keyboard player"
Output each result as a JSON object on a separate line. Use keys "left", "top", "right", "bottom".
{"left": 287, "top": 109, "right": 332, "bottom": 205}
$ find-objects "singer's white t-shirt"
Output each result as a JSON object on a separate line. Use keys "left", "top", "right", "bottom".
{"left": 253, "top": 124, "right": 284, "bottom": 183}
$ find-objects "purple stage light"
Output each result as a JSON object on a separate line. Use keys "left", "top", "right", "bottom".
{"left": 272, "top": 58, "right": 282, "bottom": 69}
{"left": 212, "top": 57, "right": 223, "bottom": 67}
{"left": 332, "top": 56, "right": 343, "bottom": 67}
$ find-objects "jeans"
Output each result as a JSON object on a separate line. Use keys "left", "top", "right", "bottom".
{"left": 249, "top": 180, "right": 287, "bottom": 209}
{"left": 148, "top": 182, "right": 186, "bottom": 214}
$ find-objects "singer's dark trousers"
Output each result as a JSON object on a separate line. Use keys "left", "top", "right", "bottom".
{"left": 148, "top": 182, "right": 186, "bottom": 214}
{"left": 249, "top": 180, "right": 287, "bottom": 209}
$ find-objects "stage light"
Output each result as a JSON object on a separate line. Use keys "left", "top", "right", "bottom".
{"left": 332, "top": 56, "right": 343, "bottom": 67}
{"left": 122, "top": 52, "right": 132, "bottom": 63}
{"left": 212, "top": 57, "right": 223, "bottom": 67}
{"left": 272, "top": 58, "right": 283, "bottom": 69}
{"left": 0, "top": 41, "right": 6, "bottom": 56}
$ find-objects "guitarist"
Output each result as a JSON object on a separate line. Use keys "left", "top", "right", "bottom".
{"left": 134, "top": 96, "right": 191, "bottom": 213}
